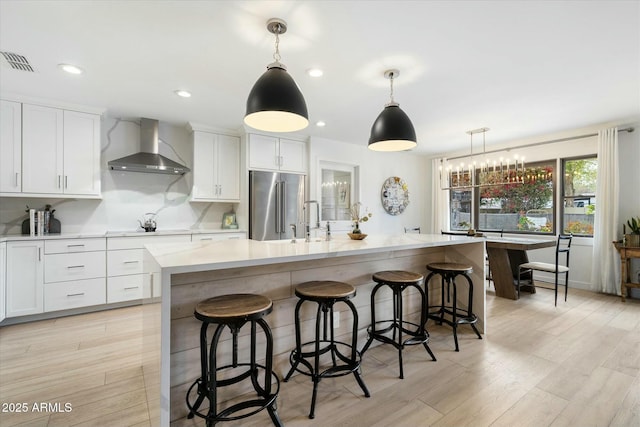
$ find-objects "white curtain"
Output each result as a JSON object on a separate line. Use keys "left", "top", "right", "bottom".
{"left": 591, "top": 128, "right": 620, "bottom": 294}
{"left": 429, "top": 158, "right": 449, "bottom": 233}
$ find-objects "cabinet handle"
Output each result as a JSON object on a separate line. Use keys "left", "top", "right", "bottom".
{"left": 67, "top": 292, "right": 85, "bottom": 297}
{"left": 67, "top": 244, "right": 85, "bottom": 248}
{"left": 67, "top": 265, "right": 85, "bottom": 269}
{"left": 38, "top": 247, "right": 41, "bottom": 261}
{"left": 15, "top": 172, "right": 19, "bottom": 187}
{"left": 200, "top": 237, "right": 213, "bottom": 241}
{"left": 65, "top": 175, "right": 68, "bottom": 189}
{"left": 58, "top": 175, "right": 61, "bottom": 188}
{"left": 124, "top": 286, "right": 139, "bottom": 290}
{"left": 124, "top": 260, "right": 140, "bottom": 264}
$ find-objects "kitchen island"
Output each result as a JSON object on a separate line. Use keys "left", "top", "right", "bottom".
{"left": 142, "top": 234, "right": 485, "bottom": 426}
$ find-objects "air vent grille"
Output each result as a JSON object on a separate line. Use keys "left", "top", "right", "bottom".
{"left": 1, "top": 51, "right": 35, "bottom": 72}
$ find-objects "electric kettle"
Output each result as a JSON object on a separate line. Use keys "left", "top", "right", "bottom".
{"left": 138, "top": 213, "right": 157, "bottom": 232}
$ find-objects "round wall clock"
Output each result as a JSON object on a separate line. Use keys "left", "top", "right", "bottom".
{"left": 381, "top": 176, "right": 409, "bottom": 215}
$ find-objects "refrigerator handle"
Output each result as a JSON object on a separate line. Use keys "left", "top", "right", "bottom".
{"left": 275, "top": 181, "right": 282, "bottom": 234}
{"left": 280, "top": 181, "right": 287, "bottom": 233}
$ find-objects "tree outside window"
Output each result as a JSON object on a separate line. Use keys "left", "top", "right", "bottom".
{"left": 562, "top": 157, "right": 597, "bottom": 236}
{"left": 477, "top": 162, "right": 555, "bottom": 234}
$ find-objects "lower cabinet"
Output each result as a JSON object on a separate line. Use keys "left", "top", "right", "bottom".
{"left": 107, "top": 234, "right": 191, "bottom": 302}
{"left": 44, "top": 278, "right": 105, "bottom": 312}
{"left": 6, "top": 241, "right": 44, "bottom": 317}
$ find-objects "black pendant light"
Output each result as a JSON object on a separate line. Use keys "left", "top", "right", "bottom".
{"left": 368, "top": 69, "right": 417, "bottom": 151}
{"left": 244, "top": 18, "right": 309, "bottom": 133}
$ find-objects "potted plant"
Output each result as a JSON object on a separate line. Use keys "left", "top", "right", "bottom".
{"left": 625, "top": 216, "right": 640, "bottom": 247}
{"left": 349, "top": 202, "right": 372, "bottom": 239}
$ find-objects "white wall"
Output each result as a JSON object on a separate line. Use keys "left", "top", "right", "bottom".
{"left": 0, "top": 117, "right": 238, "bottom": 235}
{"left": 308, "top": 136, "right": 429, "bottom": 235}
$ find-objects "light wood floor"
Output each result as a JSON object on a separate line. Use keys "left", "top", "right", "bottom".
{"left": 1, "top": 283, "right": 639, "bottom": 427}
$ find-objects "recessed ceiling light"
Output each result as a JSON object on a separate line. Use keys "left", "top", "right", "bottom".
{"left": 174, "top": 90, "right": 192, "bottom": 98}
{"left": 316, "top": 121, "right": 326, "bottom": 127}
{"left": 307, "top": 68, "right": 323, "bottom": 77}
{"left": 58, "top": 63, "right": 83, "bottom": 75}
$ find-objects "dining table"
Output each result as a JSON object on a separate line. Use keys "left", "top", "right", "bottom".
{"left": 485, "top": 236, "right": 557, "bottom": 300}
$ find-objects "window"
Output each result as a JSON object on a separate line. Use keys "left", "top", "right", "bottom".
{"left": 447, "top": 161, "right": 557, "bottom": 234}
{"left": 562, "top": 156, "right": 597, "bottom": 236}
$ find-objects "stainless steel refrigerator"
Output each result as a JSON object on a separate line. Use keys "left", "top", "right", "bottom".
{"left": 249, "top": 171, "right": 305, "bottom": 240}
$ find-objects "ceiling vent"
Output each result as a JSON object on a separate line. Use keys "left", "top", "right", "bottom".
{"left": 1, "top": 51, "right": 35, "bottom": 72}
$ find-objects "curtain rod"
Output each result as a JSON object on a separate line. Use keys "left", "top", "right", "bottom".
{"left": 445, "top": 127, "right": 634, "bottom": 161}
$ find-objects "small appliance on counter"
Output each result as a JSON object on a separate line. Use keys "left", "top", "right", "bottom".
{"left": 138, "top": 212, "right": 157, "bottom": 232}
{"left": 21, "top": 204, "right": 61, "bottom": 235}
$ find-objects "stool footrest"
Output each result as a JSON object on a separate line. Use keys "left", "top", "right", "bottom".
{"left": 288, "top": 340, "right": 363, "bottom": 379}
{"left": 186, "top": 363, "right": 280, "bottom": 424}
{"left": 367, "top": 320, "right": 430, "bottom": 348}
{"left": 428, "top": 306, "right": 478, "bottom": 327}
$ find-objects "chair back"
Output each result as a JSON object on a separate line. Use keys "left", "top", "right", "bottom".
{"left": 556, "top": 234, "right": 572, "bottom": 268}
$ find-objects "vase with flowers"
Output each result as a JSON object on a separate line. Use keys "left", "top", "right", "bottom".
{"left": 349, "top": 202, "right": 372, "bottom": 239}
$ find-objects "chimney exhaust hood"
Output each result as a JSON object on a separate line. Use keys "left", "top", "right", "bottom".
{"left": 108, "top": 118, "right": 190, "bottom": 175}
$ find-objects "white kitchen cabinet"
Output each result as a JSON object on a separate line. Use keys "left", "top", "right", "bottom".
{"left": 191, "top": 131, "right": 240, "bottom": 202}
{"left": 0, "top": 242, "right": 6, "bottom": 322}
{"left": 43, "top": 238, "right": 106, "bottom": 312}
{"left": 0, "top": 100, "right": 22, "bottom": 193}
{"left": 107, "top": 234, "right": 190, "bottom": 301}
{"left": 248, "top": 133, "right": 307, "bottom": 173}
{"left": 21, "top": 104, "right": 101, "bottom": 197}
{"left": 6, "top": 241, "right": 44, "bottom": 317}
{"left": 192, "top": 232, "right": 246, "bottom": 241}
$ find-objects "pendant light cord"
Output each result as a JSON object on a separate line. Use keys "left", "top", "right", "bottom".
{"left": 389, "top": 73, "right": 395, "bottom": 103}
{"left": 273, "top": 24, "right": 282, "bottom": 63}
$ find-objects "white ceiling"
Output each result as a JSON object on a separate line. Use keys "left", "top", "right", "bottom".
{"left": 1, "top": 0, "right": 638, "bottom": 156}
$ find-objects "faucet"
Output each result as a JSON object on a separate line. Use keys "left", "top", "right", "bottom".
{"left": 303, "top": 200, "right": 320, "bottom": 242}
{"left": 289, "top": 223, "right": 297, "bottom": 243}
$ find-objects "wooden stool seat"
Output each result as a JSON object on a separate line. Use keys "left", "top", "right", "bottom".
{"left": 372, "top": 270, "right": 423, "bottom": 285}
{"left": 295, "top": 281, "right": 355, "bottom": 301}
{"left": 194, "top": 293, "right": 272, "bottom": 323}
{"left": 426, "top": 263, "right": 473, "bottom": 274}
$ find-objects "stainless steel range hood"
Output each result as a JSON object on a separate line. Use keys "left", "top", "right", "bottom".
{"left": 108, "top": 118, "right": 190, "bottom": 175}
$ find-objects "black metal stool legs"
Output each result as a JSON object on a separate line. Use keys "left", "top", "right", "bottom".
{"left": 362, "top": 281, "right": 436, "bottom": 379}
{"left": 426, "top": 270, "right": 482, "bottom": 352}
{"left": 285, "top": 296, "right": 369, "bottom": 419}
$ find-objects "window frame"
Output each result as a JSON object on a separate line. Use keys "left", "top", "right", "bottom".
{"left": 561, "top": 155, "right": 597, "bottom": 237}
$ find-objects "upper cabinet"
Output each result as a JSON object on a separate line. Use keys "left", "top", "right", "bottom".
{"left": 0, "top": 99, "right": 102, "bottom": 198}
{"left": 191, "top": 129, "right": 240, "bottom": 202}
{"left": 248, "top": 133, "right": 307, "bottom": 174}
{"left": 0, "top": 100, "right": 22, "bottom": 193}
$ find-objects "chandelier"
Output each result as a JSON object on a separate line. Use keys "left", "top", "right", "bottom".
{"left": 440, "top": 128, "right": 526, "bottom": 190}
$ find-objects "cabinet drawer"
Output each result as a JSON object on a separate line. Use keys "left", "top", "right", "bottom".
{"left": 107, "top": 274, "right": 149, "bottom": 303}
{"left": 45, "top": 238, "right": 106, "bottom": 254}
{"left": 192, "top": 232, "right": 246, "bottom": 241}
{"left": 45, "top": 251, "right": 106, "bottom": 283}
{"left": 44, "top": 278, "right": 106, "bottom": 312}
{"left": 107, "top": 249, "right": 143, "bottom": 276}
{"left": 107, "top": 234, "right": 191, "bottom": 250}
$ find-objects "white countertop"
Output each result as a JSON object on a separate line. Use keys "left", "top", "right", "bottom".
{"left": 0, "top": 228, "right": 246, "bottom": 242}
{"left": 144, "top": 233, "right": 481, "bottom": 275}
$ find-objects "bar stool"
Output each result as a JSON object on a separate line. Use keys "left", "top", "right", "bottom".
{"left": 361, "top": 270, "right": 437, "bottom": 379}
{"left": 425, "top": 263, "right": 482, "bottom": 351}
{"left": 284, "top": 281, "right": 370, "bottom": 419}
{"left": 186, "top": 293, "right": 283, "bottom": 427}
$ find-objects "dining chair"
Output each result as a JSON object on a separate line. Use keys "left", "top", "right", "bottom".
{"left": 517, "top": 234, "right": 572, "bottom": 306}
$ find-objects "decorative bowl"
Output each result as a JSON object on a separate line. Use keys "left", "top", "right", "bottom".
{"left": 348, "top": 233, "right": 368, "bottom": 240}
